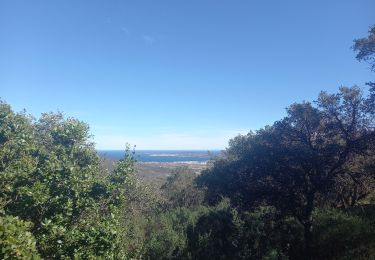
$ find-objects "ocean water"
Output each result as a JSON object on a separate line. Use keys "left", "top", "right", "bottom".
{"left": 98, "top": 150, "right": 222, "bottom": 163}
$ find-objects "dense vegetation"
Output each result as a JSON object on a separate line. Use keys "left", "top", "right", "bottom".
{"left": 1, "top": 25, "right": 375, "bottom": 259}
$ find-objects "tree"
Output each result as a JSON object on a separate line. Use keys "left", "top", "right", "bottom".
{"left": 354, "top": 24, "right": 375, "bottom": 72}
{"left": 0, "top": 101, "right": 134, "bottom": 258}
{"left": 198, "top": 86, "right": 375, "bottom": 256}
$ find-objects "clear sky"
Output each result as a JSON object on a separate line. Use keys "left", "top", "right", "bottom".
{"left": 1, "top": 1, "right": 374, "bottom": 150}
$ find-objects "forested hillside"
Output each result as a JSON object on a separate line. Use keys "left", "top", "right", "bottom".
{"left": 1, "top": 25, "right": 375, "bottom": 259}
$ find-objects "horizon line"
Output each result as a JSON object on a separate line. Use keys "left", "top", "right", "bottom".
{"left": 96, "top": 149, "right": 224, "bottom": 151}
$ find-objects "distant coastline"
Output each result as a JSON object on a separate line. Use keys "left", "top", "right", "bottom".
{"left": 97, "top": 150, "right": 222, "bottom": 163}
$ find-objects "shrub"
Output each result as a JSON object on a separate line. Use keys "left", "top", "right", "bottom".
{"left": 0, "top": 214, "right": 40, "bottom": 259}
{"left": 310, "top": 207, "right": 375, "bottom": 259}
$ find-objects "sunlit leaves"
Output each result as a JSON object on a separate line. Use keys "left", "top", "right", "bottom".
{"left": 0, "top": 101, "right": 134, "bottom": 258}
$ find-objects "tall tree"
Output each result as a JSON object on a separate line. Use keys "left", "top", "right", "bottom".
{"left": 198, "top": 86, "right": 375, "bottom": 256}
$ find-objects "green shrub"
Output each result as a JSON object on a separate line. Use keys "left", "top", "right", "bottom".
{"left": 0, "top": 102, "right": 135, "bottom": 258}
{"left": 0, "top": 214, "right": 40, "bottom": 259}
{"left": 187, "top": 202, "right": 293, "bottom": 260}
{"left": 162, "top": 166, "right": 205, "bottom": 208}
{"left": 143, "top": 206, "right": 210, "bottom": 259}
{"left": 310, "top": 208, "right": 375, "bottom": 259}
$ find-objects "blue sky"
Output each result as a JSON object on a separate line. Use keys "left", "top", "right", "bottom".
{"left": 1, "top": 1, "right": 374, "bottom": 150}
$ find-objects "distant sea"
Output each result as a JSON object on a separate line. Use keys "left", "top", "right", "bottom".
{"left": 97, "top": 150, "right": 222, "bottom": 163}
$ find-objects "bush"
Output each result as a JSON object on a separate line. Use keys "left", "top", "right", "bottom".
{"left": 0, "top": 214, "right": 40, "bottom": 259}
{"left": 310, "top": 207, "right": 375, "bottom": 259}
{"left": 0, "top": 102, "right": 135, "bottom": 258}
{"left": 162, "top": 166, "right": 205, "bottom": 208}
{"left": 143, "top": 206, "right": 210, "bottom": 259}
{"left": 187, "top": 202, "right": 294, "bottom": 260}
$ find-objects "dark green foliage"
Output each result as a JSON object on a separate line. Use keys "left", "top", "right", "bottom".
{"left": 162, "top": 166, "right": 205, "bottom": 208}
{"left": 310, "top": 207, "right": 375, "bottom": 259}
{"left": 198, "top": 86, "right": 375, "bottom": 256}
{"left": 238, "top": 207, "right": 301, "bottom": 259}
{"left": 119, "top": 175, "right": 167, "bottom": 258}
{"left": 186, "top": 201, "right": 241, "bottom": 260}
{"left": 186, "top": 202, "right": 299, "bottom": 260}
{"left": 143, "top": 206, "right": 210, "bottom": 259}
